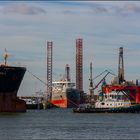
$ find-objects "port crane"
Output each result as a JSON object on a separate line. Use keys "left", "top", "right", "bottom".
{"left": 88, "top": 62, "right": 116, "bottom": 103}
{"left": 89, "top": 68, "right": 116, "bottom": 91}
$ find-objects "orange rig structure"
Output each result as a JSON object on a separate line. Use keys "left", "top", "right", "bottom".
{"left": 46, "top": 40, "right": 81, "bottom": 108}
{"left": 102, "top": 47, "right": 140, "bottom": 104}
{"left": 76, "top": 39, "right": 85, "bottom": 103}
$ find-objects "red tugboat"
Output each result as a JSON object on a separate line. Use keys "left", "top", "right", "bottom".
{"left": 0, "top": 49, "right": 26, "bottom": 112}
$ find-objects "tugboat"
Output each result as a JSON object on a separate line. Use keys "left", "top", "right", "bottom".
{"left": 73, "top": 90, "right": 140, "bottom": 113}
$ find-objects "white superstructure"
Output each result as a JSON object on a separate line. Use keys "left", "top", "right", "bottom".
{"left": 95, "top": 91, "right": 131, "bottom": 108}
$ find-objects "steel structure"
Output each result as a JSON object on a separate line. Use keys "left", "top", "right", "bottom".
{"left": 47, "top": 41, "right": 53, "bottom": 101}
{"left": 118, "top": 47, "right": 125, "bottom": 84}
{"left": 76, "top": 39, "right": 83, "bottom": 92}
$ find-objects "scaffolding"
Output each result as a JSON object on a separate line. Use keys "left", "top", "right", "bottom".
{"left": 47, "top": 41, "right": 53, "bottom": 101}
{"left": 76, "top": 38, "right": 83, "bottom": 92}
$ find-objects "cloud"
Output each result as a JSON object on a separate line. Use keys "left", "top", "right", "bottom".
{"left": 94, "top": 6, "right": 108, "bottom": 13}
{"left": 87, "top": 3, "right": 109, "bottom": 13}
{"left": 55, "top": 2, "right": 109, "bottom": 15}
{"left": 114, "top": 3, "right": 140, "bottom": 16}
{"left": 2, "top": 3, "right": 46, "bottom": 15}
{"left": 123, "top": 3, "right": 140, "bottom": 13}
{"left": 62, "top": 10, "right": 76, "bottom": 15}
{"left": 84, "top": 2, "right": 140, "bottom": 15}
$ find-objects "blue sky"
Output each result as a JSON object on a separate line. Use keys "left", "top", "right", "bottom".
{"left": 0, "top": 1, "right": 140, "bottom": 96}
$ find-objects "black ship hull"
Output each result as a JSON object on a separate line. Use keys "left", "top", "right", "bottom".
{"left": 0, "top": 66, "right": 26, "bottom": 112}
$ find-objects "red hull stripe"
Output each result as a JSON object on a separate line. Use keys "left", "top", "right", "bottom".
{"left": 51, "top": 99, "right": 67, "bottom": 108}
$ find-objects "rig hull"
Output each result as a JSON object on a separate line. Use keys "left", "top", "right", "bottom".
{"left": 102, "top": 85, "right": 140, "bottom": 104}
{"left": 0, "top": 66, "right": 26, "bottom": 112}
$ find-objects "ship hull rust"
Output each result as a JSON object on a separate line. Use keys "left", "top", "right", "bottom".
{"left": 0, "top": 66, "right": 26, "bottom": 112}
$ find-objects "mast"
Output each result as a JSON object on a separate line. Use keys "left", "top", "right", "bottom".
{"left": 89, "top": 62, "right": 94, "bottom": 98}
{"left": 118, "top": 47, "right": 125, "bottom": 84}
{"left": 3, "top": 48, "right": 9, "bottom": 65}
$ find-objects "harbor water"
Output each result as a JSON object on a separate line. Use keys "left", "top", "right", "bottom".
{"left": 0, "top": 109, "right": 140, "bottom": 139}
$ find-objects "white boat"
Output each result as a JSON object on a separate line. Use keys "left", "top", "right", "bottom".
{"left": 95, "top": 91, "right": 131, "bottom": 108}
{"left": 73, "top": 90, "right": 140, "bottom": 113}
{"left": 19, "top": 97, "right": 43, "bottom": 109}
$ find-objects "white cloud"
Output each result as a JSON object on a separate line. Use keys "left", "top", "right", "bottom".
{"left": 1, "top": 3, "right": 46, "bottom": 15}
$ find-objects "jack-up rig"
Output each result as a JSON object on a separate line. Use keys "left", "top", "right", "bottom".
{"left": 46, "top": 39, "right": 81, "bottom": 108}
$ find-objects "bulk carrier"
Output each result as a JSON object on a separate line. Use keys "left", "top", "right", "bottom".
{"left": 0, "top": 50, "right": 26, "bottom": 112}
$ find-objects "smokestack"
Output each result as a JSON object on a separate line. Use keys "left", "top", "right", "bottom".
{"left": 65, "top": 64, "right": 70, "bottom": 81}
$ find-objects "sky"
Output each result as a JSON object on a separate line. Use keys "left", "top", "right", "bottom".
{"left": 0, "top": 1, "right": 140, "bottom": 96}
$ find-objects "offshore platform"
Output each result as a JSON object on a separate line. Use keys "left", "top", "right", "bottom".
{"left": 102, "top": 47, "right": 140, "bottom": 104}
{"left": 46, "top": 39, "right": 84, "bottom": 108}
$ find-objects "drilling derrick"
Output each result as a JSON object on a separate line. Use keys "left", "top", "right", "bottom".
{"left": 65, "top": 64, "right": 70, "bottom": 82}
{"left": 118, "top": 47, "right": 125, "bottom": 84}
{"left": 76, "top": 39, "right": 83, "bottom": 92}
{"left": 47, "top": 41, "right": 53, "bottom": 101}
